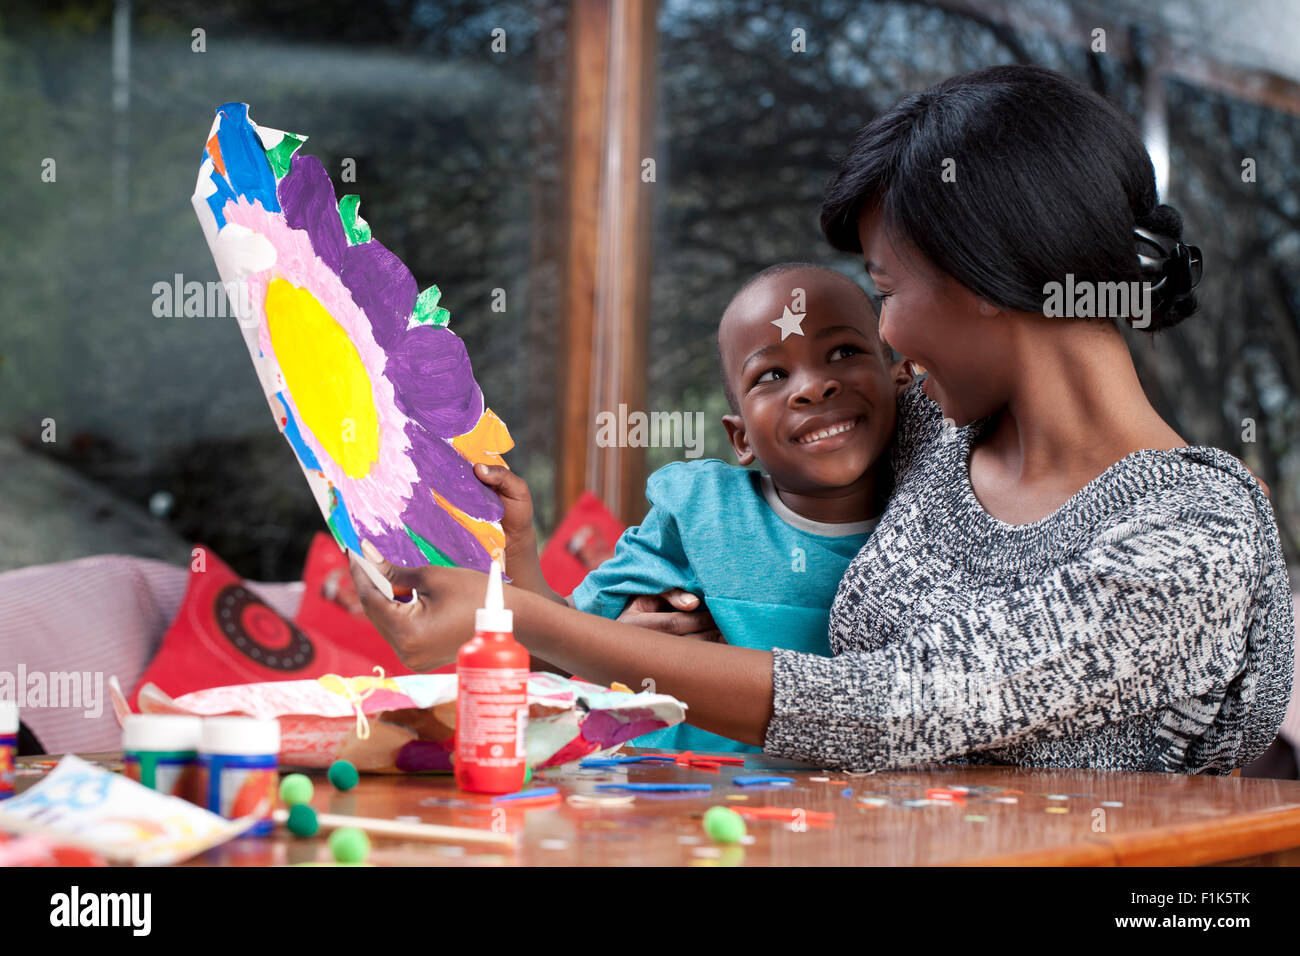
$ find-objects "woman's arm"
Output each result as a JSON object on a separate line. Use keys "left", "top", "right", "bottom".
{"left": 767, "top": 499, "right": 1285, "bottom": 772}
{"left": 349, "top": 557, "right": 774, "bottom": 746}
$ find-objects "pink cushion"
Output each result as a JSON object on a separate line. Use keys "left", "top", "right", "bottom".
{"left": 0, "top": 554, "right": 302, "bottom": 755}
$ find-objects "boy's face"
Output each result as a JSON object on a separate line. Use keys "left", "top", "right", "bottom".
{"left": 720, "top": 270, "right": 910, "bottom": 495}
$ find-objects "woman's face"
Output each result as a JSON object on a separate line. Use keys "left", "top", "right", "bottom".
{"left": 857, "top": 204, "right": 1015, "bottom": 426}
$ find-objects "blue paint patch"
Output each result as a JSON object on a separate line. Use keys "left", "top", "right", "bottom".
{"left": 214, "top": 102, "right": 280, "bottom": 214}
{"left": 276, "top": 392, "right": 322, "bottom": 471}
{"left": 328, "top": 486, "right": 362, "bottom": 553}
{"left": 204, "top": 168, "right": 239, "bottom": 229}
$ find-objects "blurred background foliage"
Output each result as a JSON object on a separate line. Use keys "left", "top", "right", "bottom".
{"left": 2, "top": 0, "right": 1298, "bottom": 579}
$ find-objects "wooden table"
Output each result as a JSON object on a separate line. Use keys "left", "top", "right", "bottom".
{"left": 14, "top": 750, "right": 1300, "bottom": 866}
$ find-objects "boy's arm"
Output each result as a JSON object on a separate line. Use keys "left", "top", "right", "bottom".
{"left": 475, "top": 463, "right": 715, "bottom": 674}
{"left": 568, "top": 490, "right": 699, "bottom": 623}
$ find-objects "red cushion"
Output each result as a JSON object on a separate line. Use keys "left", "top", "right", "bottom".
{"left": 132, "top": 544, "right": 428, "bottom": 709}
{"left": 293, "top": 533, "right": 450, "bottom": 676}
{"left": 539, "top": 491, "right": 626, "bottom": 597}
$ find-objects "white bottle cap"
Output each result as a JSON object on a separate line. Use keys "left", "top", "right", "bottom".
{"left": 0, "top": 699, "right": 17, "bottom": 734}
{"left": 199, "top": 716, "right": 280, "bottom": 756}
{"left": 122, "top": 714, "right": 202, "bottom": 752}
{"left": 475, "top": 559, "right": 514, "bottom": 633}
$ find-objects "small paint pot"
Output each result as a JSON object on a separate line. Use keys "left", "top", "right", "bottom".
{"left": 0, "top": 700, "right": 17, "bottom": 800}
{"left": 199, "top": 717, "right": 280, "bottom": 835}
{"left": 122, "top": 714, "right": 202, "bottom": 803}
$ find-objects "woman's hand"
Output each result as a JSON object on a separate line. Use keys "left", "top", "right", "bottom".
{"left": 617, "top": 589, "right": 722, "bottom": 642}
{"left": 349, "top": 541, "right": 487, "bottom": 671}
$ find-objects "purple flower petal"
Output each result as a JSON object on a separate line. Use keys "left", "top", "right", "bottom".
{"left": 400, "top": 493, "right": 494, "bottom": 572}
{"left": 385, "top": 326, "right": 484, "bottom": 438}
{"left": 278, "top": 154, "right": 347, "bottom": 272}
{"left": 353, "top": 519, "right": 426, "bottom": 568}
{"left": 406, "top": 424, "right": 503, "bottom": 522}
{"left": 340, "top": 240, "right": 417, "bottom": 351}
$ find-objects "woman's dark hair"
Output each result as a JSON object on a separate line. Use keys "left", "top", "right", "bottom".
{"left": 820, "top": 65, "right": 1197, "bottom": 330}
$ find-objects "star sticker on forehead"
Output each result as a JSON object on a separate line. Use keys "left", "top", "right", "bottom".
{"left": 771, "top": 305, "right": 806, "bottom": 341}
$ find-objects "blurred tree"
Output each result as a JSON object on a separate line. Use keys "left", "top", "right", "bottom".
{"left": 646, "top": 0, "right": 1300, "bottom": 562}
{"left": 0, "top": 0, "right": 566, "bottom": 579}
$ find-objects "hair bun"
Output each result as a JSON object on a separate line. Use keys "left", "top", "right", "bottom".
{"left": 1136, "top": 203, "right": 1184, "bottom": 241}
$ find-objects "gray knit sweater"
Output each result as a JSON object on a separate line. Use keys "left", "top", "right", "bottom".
{"left": 763, "top": 381, "right": 1294, "bottom": 773}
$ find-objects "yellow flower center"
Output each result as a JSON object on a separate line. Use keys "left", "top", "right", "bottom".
{"left": 265, "top": 278, "right": 380, "bottom": 478}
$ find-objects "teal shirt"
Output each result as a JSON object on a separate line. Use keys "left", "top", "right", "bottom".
{"left": 570, "top": 459, "right": 877, "bottom": 753}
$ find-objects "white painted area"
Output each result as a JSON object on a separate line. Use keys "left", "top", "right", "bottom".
{"left": 212, "top": 223, "right": 276, "bottom": 279}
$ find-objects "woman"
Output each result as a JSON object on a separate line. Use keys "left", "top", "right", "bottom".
{"left": 351, "top": 65, "right": 1293, "bottom": 773}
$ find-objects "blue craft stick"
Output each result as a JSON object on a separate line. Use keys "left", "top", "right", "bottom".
{"left": 579, "top": 756, "right": 650, "bottom": 767}
{"left": 733, "top": 775, "right": 797, "bottom": 787}
{"left": 491, "top": 786, "right": 559, "bottom": 802}
{"left": 595, "top": 783, "right": 713, "bottom": 792}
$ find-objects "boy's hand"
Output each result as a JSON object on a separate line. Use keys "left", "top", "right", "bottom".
{"left": 475, "top": 462, "right": 536, "bottom": 548}
{"left": 474, "top": 463, "right": 559, "bottom": 601}
{"left": 617, "top": 589, "right": 722, "bottom": 642}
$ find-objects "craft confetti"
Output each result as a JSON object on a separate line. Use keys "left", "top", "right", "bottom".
{"left": 732, "top": 775, "right": 795, "bottom": 788}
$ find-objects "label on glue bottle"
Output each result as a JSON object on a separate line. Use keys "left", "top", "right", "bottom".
{"left": 455, "top": 560, "right": 529, "bottom": 794}
{"left": 457, "top": 664, "right": 528, "bottom": 769}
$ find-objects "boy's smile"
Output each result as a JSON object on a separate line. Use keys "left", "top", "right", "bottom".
{"left": 719, "top": 267, "right": 910, "bottom": 522}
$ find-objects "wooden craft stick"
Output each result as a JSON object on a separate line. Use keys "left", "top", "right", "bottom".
{"left": 273, "top": 809, "right": 516, "bottom": 849}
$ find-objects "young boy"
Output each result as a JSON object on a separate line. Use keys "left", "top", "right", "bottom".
{"left": 479, "top": 263, "right": 912, "bottom": 751}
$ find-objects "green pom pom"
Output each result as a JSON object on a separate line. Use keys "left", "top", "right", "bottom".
{"left": 329, "top": 826, "right": 370, "bottom": 864}
{"left": 286, "top": 803, "right": 319, "bottom": 837}
{"left": 279, "top": 773, "right": 314, "bottom": 806}
{"left": 328, "top": 760, "right": 359, "bottom": 791}
{"left": 523, "top": 765, "right": 532, "bottom": 785}
{"left": 703, "top": 806, "right": 747, "bottom": 844}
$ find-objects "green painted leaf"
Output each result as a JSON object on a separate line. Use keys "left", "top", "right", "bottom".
{"left": 404, "top": 524, "right": 456, "bottom": 567}
{"left": 265, "top": 132, "right": 306, "bottom": 179}
{"left": 412, "top": 286, "right": 451, "bottom": 327}
{"left": 337, "top": 194, "right": 372, "bottom": 245}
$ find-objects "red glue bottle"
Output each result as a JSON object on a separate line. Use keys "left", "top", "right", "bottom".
{"left": 455, "top": 560, "right": 529, "bottom": 794}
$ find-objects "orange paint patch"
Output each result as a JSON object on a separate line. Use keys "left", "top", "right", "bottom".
{"left": 451, "top": 408, "right": 514, "bottom": 468}
{"left": 432, "top": 490, "right": 505, "bottom": 564}
{"left": 207, "top": 132, "right": 226, "bottom": 177}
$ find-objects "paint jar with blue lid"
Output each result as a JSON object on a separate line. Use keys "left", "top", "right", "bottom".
{"left": 199, "top": 717, "right": 280, "bottom": 835}
{"left": 122, "top": 714, "right": 202, "bottom": 804}
{"left": 0, "top": 700, "right": 17, "bottom": 800}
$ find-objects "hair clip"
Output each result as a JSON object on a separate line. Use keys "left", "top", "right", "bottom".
{"left": 1134, "top": 226, "right": 1202, "bottom": 300}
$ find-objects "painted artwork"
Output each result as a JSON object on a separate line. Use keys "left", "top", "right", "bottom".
{"left": 191, "top": 104, "right": 512, "bottom": 593}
